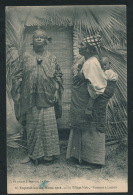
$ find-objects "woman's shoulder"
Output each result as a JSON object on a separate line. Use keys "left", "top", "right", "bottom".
{"left": 88, "top": 56, "right": 99, "bottom": 63}
{"left": 46, "top": 51, "right": 57, "bottom": 62}
{"left": 20, "top": 51, "right": 32, "bottom": 59}
{"left": 47, "top": 51, "right": 56, "bottom": 58}
{"left": 84, "top": 56, "right": 99, "bottom": 66}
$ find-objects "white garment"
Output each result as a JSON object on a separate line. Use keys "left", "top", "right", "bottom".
{"left": 105, "top": 69, "right": 118, "bottom": 81}
{"left": 81, "top": 56, "right": 107, "bottom": 98}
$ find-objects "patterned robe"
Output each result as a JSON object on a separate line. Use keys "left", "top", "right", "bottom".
{"left": 11, "top": 49, "right": 63, "bottom": 160}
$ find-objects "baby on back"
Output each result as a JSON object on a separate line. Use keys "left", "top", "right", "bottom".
{"left": 85, "top": 56, "right": 118, "bottom": 117}
{"left": 101, "top": 57, "right": 118, "bottom": 81}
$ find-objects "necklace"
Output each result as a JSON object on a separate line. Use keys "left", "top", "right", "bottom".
{"left": 33, "top": 49, "right": 44, "bottom": 65}
{"left": 36, "top": 54, "right": 43, "bottom": 65}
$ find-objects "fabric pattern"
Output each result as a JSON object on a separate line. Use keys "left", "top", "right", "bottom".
{"left": 11, "top": 49, "right": 63, "bottom": 122}
{"left": 11, "top": 49, "right": 63, "bottom": 161}
{"left": 67, "top": 63, "right": 117, "bottom": 165}
{"left": 83, "top": 34, "right": 102, "bottom": 48}
{"left": 26, "top": 106, "right": 60, "bottom": 160}
{"left": 66, "top": 126, "right": 105, "bottom": 165}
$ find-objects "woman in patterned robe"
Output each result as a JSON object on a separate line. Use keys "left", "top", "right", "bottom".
{"left": 11, "top": 28, "right": 63, "bottom": 165}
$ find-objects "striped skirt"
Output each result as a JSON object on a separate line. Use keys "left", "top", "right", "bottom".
{"left": 66, "top": 123, "right": 105, "bottom": 165}
{"left": 26, "top": 106, "right": 60, "bottom": 160}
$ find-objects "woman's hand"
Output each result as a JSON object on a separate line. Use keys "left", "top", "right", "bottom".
{"left": 14, "top": 93, "right": 21, "bottom": 102}
{"left": 54, "top": 90, "right": 58, "bottom": 103}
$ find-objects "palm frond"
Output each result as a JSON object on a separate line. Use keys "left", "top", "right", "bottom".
{"left": 6, "top": 7, "right": 32, "bottom": 94}
{"left": 6, "top": 7, "right": 32, "bottom": 148}
{"left": 37, "top": 6, "right": 126, "bottom": 48}
{"left": 6, "top": 19, "right": 19, "bottom": 48}
{"left": 103, "top": 47, "right": 127, "bottom": 139}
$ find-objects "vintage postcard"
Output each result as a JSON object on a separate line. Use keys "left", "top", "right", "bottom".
{"left": 6, "top": 5, "right": 128, "bottom": 194}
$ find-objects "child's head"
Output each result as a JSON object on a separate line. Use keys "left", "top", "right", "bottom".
{"left": 101, "top": 57, "right": 111, "bottom": 70}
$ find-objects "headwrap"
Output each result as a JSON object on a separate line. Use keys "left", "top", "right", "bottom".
{"left": 82, "top": 34, "right": 102, "bottom": 53}
{"left": 33, "top": 28, "right": 47, "bottom": 38}
{"left": 32, "top": 27, "right": 52, "bottom": 44}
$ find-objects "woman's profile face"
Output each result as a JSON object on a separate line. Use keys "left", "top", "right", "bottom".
{"left": 33, "top": 31, "right": 47, "bottom": 47}
{"left": 78, "top": 42, "right": 88, "bottom": 56}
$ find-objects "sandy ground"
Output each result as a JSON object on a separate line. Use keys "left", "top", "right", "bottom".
{"left": 7, "top": 139, "right": 128, "bottom": 194}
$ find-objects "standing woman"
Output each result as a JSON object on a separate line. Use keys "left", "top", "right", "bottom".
{"left": 66, "top": 35, "right": 117, "bottom": 168}
{"left": 11, "top": 28, "right": 63, "bottom": 165}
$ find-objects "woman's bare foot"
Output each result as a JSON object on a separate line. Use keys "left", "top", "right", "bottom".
{"left": 43, "top": 156, "right": 53, "bottom": 162}
{"left": 20, "top": 156, "right": 30, "bottom": 164}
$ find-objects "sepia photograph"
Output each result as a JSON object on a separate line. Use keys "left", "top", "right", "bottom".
{"left": 6, "top": 5, "right": 127, "bottom": 194}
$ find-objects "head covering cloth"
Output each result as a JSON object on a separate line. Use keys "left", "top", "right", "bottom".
{"left": 32, "top": 26, "right": 52, "bottom": 44}
{"left": 33, "top": 27, "right": 47, "bottom": 38}
{"left": 82, "top": 34, "right": 102, "bottom": 54}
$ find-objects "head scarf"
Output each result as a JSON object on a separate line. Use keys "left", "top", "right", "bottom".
{"left": 33, "top": 27, "right": 47, "bottom": 38}
{"left": 82, "top": 34, "right": 102, "bottom": 53}
{"left": 32, "top": 27, "right": 52, "bottom": 44}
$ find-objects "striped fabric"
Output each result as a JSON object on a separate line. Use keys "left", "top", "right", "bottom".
{"left": 66, "top": 126, "right": 105, "bottom": 165}
{"left": 26, "top": 106, "right": 60, "bottom": 160}
{"left": 66, "top": 77, "right": 117, "bottom": 165}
